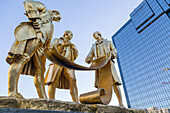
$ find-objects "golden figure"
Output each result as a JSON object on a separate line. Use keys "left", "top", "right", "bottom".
{"left": 84, "top": 31, "right": 124, "bottom": 106}
{"left": 6, "top": 0, "right": 61, "bottom": 98}
{"left": 45, "top": 30, "right": 79, "bottom": 102}
{"left": 43, "top": 31, "right": 121, "bottom": 105}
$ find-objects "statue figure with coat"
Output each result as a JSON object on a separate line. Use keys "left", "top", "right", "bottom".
{"left": 85, "top": 31, "right": 124, "bottom": 106}
{"left": 45, "top": 30, "right": 79, "bottom": 102}
{"left": 6, "top": 0, "right": 61, "bottom": 98}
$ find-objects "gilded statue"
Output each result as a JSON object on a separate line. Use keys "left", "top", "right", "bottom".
{"left": 45, "top": 30, "right": 79, "bottom": 102}
{"left": 5, "top": 0, "right": 61, "bottom": 98}
{"left": 84, "top": 31, "right": 124, "bottom": 106}
{"left": 43, "top": 31, "right": 123, "bottom": 105}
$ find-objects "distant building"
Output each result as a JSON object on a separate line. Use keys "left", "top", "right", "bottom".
{"left": 147, "top": 107, "right": 170, "bottom": 113}
{"left": 112, "top": 0, "right": 170, "bottom": 109}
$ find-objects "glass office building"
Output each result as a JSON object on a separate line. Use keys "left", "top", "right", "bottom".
{"left": 112, "top": 0, "right": 170, "bottom": 109}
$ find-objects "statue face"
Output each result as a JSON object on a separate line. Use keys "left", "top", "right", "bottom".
{"left": 64, "top": 31, "right": 73, "bottom": 40}
{"left": 52, "top": 10, "right": 61, "bottom": 22}
{"left": 93, "top": 32, "right": 101, "bottom": 41}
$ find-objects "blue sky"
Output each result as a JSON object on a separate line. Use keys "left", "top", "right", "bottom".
{"left": 0, "top": 0, "right": 143, "bottom": 107}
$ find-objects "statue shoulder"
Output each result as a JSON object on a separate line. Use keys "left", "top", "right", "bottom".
{"left": 15, "top": 22, "right": 36, "bottom": 41}
{"left": 72, "top": 43, "right": 77, "bottom": 49}
{"left": 103, "top": 38, "right": 109, "bottom": 42}
{"left": 103, "top": 39, "right": 112, "bottom": 45}
{"left": 52, "top": 38, "right": 59, "bottom": 44}
{"left": 89, "top": 43, "right": 95, "bottom": 51}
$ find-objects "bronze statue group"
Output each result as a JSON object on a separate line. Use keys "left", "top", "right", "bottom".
{"left": 6, "top": 0, "right": 123, "bottom": 107}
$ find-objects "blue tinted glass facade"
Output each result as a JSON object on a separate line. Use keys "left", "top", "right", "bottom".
{"left": 112, "top": 0, "right": 170, "bottom": 109}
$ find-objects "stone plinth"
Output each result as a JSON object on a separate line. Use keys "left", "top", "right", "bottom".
{"left": 0, "top": 108, "right": 77, "bottom": 113}
{"left": 0, "top": 96, "right": 146, "bottom": 113}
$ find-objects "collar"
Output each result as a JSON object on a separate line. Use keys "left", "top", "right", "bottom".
{"left": 95, "top": 38, "right": 103, "bottom": 45}
{"left": 60, "top": 37, "right": 71, "bottom": 44}
{"left": 60, "top": 37, "right": 65, "bottom": 40}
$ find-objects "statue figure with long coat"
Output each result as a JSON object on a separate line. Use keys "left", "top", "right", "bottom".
{"left": 85, "top": 31, "right": 124, "bottom": 106}
{"left": 6, "top": 0, "right": 61, "bottom": 98}
{"left": 45, "top": 30, "right": 79, "bottom": 102}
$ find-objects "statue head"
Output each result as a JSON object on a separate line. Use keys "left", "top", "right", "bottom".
{"left": 93, "top": 31, "right": 102, "bottom": 41}
{"left": 63, "top": 30, "right": 73, "bottom": 40}
{"left": 51, "top": 10, "right": 61, "bottom": 22}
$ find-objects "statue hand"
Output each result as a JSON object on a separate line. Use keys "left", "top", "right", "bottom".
{"left": 61, "top": 43, "right": 73, "bottom": 47}
{"left": 62, "top": 43, "right": 69, "bottom": 47}
{"left": 33, "top": 19, "right": 41, "bottom": 29}
{"left": 111, "top": 55, "right": 115, "bottom": 59}
{"left": 5, "top": 54, "right": 15, "bottom": 65}
{"left": 85, "top": 57, "right": 91, "bottom": 64}
{"left": 111, "top": 52, "right": 117, "bottom": 59}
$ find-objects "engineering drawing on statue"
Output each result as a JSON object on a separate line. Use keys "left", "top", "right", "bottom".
{"left": 5, "top": 0, "right": 124, "bottom": 106}
{"left": 5, "top": 0, "right": 61, "bottom": 98}
{"left": 45, "top": 30, "right": 79, "bottom": 102}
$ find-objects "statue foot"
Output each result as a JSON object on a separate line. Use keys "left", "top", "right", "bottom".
{"left": 9, "top": 93, "right": 24, "bottom": 99}
{"left": 120, "top": 104, "right": 124, "bottom": 107}
{"left": 73, "top": 102, "right": 79, "bottom": 104}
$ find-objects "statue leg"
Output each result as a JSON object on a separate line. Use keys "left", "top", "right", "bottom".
{"left": 34, "top": 68, "right": 47, "bottom": 99}
{"left": 8, "top": 56, "right": 29, "bottom": 98}
{"left": 23, "top": 39, "right": 47, "bottom": 99}
{"left": 63, "top": 69, "right": 78, "bottom": 102}
{"left": 70, "top": 78, "right": 78, "bottom": 102}
{"left": 47, "top": 67, "right": 63, "bottom": 99}
{"left": 48, "top": 83, "right": 56, "bottom": 99}
{"left": 8, "top": 39, "right": 42, "bottom": 98}
{"left": 48, "top": 77, "right": 60, "bottom": 99}
{"left": 113, "top": 84, "right": 124, "bottom": 107}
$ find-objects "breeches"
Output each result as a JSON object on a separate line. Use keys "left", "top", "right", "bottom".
{"left": 14, "top": 38, "right": 46, "bottom": 76}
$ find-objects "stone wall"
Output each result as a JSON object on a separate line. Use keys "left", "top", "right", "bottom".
{"left": 0, "top": 96, "right": 169, "bottom": 113}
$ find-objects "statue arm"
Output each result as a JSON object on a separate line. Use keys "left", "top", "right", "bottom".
{"left": 46, "top": 36, "right": 52, "bottom": 47}
{"left": 85, "top": 46, "right": 94, "bottom": 64}
{"left": 51, "top": 38, "right": 65, "bottom": 53}
{"left": 52, "top": 38, "right": 60, "bottom": 45}
{"left": 72, "top": 45, "right": 78, "bottom": 60}
{"left": 110, "top": 42, "right": 117, "bottom": 59}
{"left": 50, "top": 38, "right": 59, "bottom": 48}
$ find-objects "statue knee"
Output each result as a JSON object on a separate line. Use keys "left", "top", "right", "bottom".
{"left": 35, "top": 68, "right": 44, "bottom": 77}
{"left": 8, "top": 55, "right": 30, "bottom": 77}
{"left": 8, "top": 63, "right": 21, "bottom": 77}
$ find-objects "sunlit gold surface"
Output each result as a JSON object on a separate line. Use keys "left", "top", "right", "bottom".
{"left": 44, "top": 38, "right": 121, "bottom": 105}
{"left": 81, "top": 31, "right": 123, "bottom": 106}
{"left": 45, "top": 31, "right": 79, "bottom": 102}
{"left": 44, "top": 45, "right": 114, "bottom": 104}
{"left": 44, "top": 47, "right": 110, "bottom": 70}
{"left": 6, "top": 0, "right": 61, "bottom": 99}
{"left": 79, "top": 89, "right": 106, "bottom": 104}
{"left": 79, "top": 60, "right": 113, "bottom": 105}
